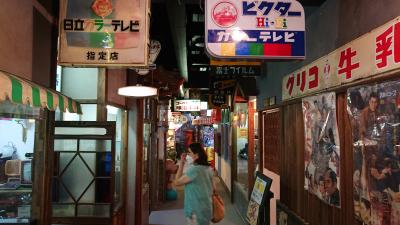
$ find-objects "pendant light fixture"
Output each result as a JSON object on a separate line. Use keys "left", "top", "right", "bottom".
{"left": 118, "top": 69, "right": 158, "bottom": 98}
{"left": 119, "top": 40, "right": 161, "bottom": 98}
{"left": 118, "top": 84, "right": 157, "bottom": 97}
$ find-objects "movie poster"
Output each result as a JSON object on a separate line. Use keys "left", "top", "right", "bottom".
{"left": 349, "top": 81, "right": 400, "bottom": 225}
{"left": 302, "top": 92, "right": 341, "bottom": 207}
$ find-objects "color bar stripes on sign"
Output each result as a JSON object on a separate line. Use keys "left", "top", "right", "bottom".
{"left": 0, "top": 71, "right": 82, "bottom": 114}
{"left": 207, "top": 30, "right": 305, "bottom": 57}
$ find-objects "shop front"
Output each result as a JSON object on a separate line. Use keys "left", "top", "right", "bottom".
{"left": 0, "top": 71, "right": 81, "bottom": 225}
{"left": 269, "top": 16, "right": 400, "bottom": 225}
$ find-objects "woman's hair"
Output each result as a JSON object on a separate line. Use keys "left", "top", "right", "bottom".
{"left": 189, "top": 142, "right": 209, "bottom": 166}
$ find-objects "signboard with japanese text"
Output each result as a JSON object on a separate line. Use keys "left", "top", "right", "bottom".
{"left": 58, "top": 0, "right": 150, "bottom": 66}
{"left": 210, "top": 65, "right": 261, "bottom": 76}
{"left": 174, "top": 100, "right": 201, "bottom": 112}
{"left": 283, "top": 16, "right": 400, "bottom": 101}
{"left": 210, "top": 94, "right": 227, "bottom": 107}
{"left": 210, "top": 74, "right": 236, "bottom": 106}
{"left": 210, "top": 75, "right": 236, "bottom": 95}
{"left": 205, "top": 0, "right": 305, "bottom": 59}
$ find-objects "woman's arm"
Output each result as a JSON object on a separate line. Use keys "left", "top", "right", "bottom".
{"left": 174, "top": 154, "right": 192, "bottom": 186}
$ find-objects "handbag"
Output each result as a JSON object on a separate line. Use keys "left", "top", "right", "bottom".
{"left": 211, "top": 191, "right": 225, "bottom": 223}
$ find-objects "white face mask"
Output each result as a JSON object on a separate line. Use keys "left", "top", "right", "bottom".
{"left": 185, "top": 155, "right": 194, "bottom": 164}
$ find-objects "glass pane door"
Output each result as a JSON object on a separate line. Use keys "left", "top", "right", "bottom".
{"left": 51, "top": 122, "right": 115, "bottom": 225}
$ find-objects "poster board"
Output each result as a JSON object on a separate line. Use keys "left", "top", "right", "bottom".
{"left": 246, "top": 171, "right": 273, "bottom": 225}
{"left": 348, "top": 80, "right": 400, "bottom": 225}
{"left": 302, "top": 92, "right": 341, "bottom": 207}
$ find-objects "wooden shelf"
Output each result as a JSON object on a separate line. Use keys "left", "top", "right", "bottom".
{"left": 0, "top": 189, "right": 32, "bottom": 193}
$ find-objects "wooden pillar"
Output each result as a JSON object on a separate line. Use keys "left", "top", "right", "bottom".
{"left": 97, "top": 68, "right": 107, "bottom": 122}
{"left": 135, "top": 99, "right": 144, "bottom": 225}
{"left": 248, "top": 101, "right": 255, "bottom": 197}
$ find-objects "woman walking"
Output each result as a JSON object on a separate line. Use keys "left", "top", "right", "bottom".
{"left": 174, "top": 142, "right": 214, "bottom": 225}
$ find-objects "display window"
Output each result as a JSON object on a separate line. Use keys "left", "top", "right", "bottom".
{"left": 0, "top": 101, "right": 44, "bottom": 223}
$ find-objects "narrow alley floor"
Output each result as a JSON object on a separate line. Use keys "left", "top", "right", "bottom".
{"left": 149, "top": 176, "right": 247, "bottom": 225}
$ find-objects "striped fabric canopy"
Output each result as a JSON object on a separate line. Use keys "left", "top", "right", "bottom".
{"left": 0, "top": 71, "right": 82, "bottom": 114}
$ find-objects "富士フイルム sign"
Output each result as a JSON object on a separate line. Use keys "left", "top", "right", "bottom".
{"left": 282, "top": 16, "right": 400, "bottom": 101}
{"left": 205, "top": 0, "right": 305, "bottom": 59}
{"left": 58, "top": 0, "right": 150, "bottom": 66}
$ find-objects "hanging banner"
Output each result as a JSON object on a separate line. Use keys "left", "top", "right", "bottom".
{"left": 302, "top": 92, "right": 340, "bottom": 207}
{"left": 58, "top": 0, "right": 150, "bottom": 66}
{"left": 283, "top": 16, "right": 400, "bottom": 101}
{"left": 205, "top": 0, "right": 305, "bottom": 59}
{"left": 349, "top": 80, "right": 400, "bottom": 225}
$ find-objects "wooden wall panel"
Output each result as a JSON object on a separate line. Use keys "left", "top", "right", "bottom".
{"left": 107, "top": 69, "right": 127, "bottom": 107}
{"left": 262, "top": 109, "right": 281, "bottom": 174}
{"left": 279, "top": 94, "right": 363, "bottom": 225}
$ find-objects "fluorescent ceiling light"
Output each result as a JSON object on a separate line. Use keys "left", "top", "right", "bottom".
{"left": 118, "top": 85, "right": 158, "bottom": 97}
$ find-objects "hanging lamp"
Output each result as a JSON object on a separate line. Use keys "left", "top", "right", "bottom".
{"left": 118, "top": 84, "right": 157, "bottom": 97}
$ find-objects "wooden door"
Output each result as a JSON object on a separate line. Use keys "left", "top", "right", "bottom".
{"left": 261, "top": 108, "right": 281, "bottom": 174}
{"left": 51, "top": 121, "right": 115, "bottom": 225}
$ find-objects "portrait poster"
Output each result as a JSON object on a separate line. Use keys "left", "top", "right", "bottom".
{"left": 302, "top": 92, "right": 341, "bottom": 207}
{"left": 348, "top": 80, "right": 400, "bottom": 225}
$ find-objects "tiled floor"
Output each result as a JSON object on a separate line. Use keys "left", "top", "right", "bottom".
{"left": 149, "top": 177, "right": 247, "bottom": 225}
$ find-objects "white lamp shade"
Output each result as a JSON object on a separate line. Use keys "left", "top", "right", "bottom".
{"left": 118, "top": 85, "right": 158, "bottom": 97}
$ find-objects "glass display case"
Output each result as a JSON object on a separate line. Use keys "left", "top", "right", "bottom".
{"left": 0, "top": 101, "right": 42, "bottom": 224}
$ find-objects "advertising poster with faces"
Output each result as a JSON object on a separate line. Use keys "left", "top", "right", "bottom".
{"left": 348, "top": 81, "right": 400, "bottom": 225}
{"left": 302, "top": 92, "right": 340, "bottom": 207}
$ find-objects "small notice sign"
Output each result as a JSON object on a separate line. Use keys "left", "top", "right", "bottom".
{"left": 246, "top": 172, "right": 273, "bottom": 225}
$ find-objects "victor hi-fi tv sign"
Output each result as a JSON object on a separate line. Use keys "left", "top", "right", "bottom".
{"left": 205, "top": 0, "right": 305, "bottom": 59}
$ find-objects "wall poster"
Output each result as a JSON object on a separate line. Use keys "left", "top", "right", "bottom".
{"left": 302, "top": 92, "right": 340, "bottom": 207}
{"left": 349, "top": 80, "right": 400, "bottom": 225}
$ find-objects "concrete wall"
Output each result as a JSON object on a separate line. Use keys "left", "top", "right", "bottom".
{"left": 0, "top": 1, "right": 57, "bottom": 87}
{"left": 0, "top": 1, "right": 33, "bottom": 79}
{"left": 257, "top": 0, "right": 400, "bottom": 110}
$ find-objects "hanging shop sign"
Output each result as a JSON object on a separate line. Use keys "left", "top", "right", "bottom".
{"left": 205, "top": 0, "right": 305, "bottom": 59}
{"left": 210, "top": 65, "right": 261, "bottom": 76}
{"left": 348, "top": 80, "right": 400, "bottom": 225}
{"left": 58, "top": 0, "right": 150, "bottom": 66}
{"left": 210, "top": 75, "right": 236, "bottom": 106}
{"left": 283, "top": 16, "right": 400, "bottom": 101}
{"left": 174, "top": 99, "right": 201, "bottom": 112}
{"left": 302, "top": 92, "right": 340, "bottom": 208}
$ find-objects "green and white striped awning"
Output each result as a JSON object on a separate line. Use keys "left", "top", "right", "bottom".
{"left": 0, "top": 71, "right": 82, "bottom": 114}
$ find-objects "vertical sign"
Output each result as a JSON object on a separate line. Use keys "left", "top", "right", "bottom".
{"left": 58, "top": 0, "right": 150, "bottom": 66}
{"left": 205, "top": 0, "right": 305, "bottom": 59}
